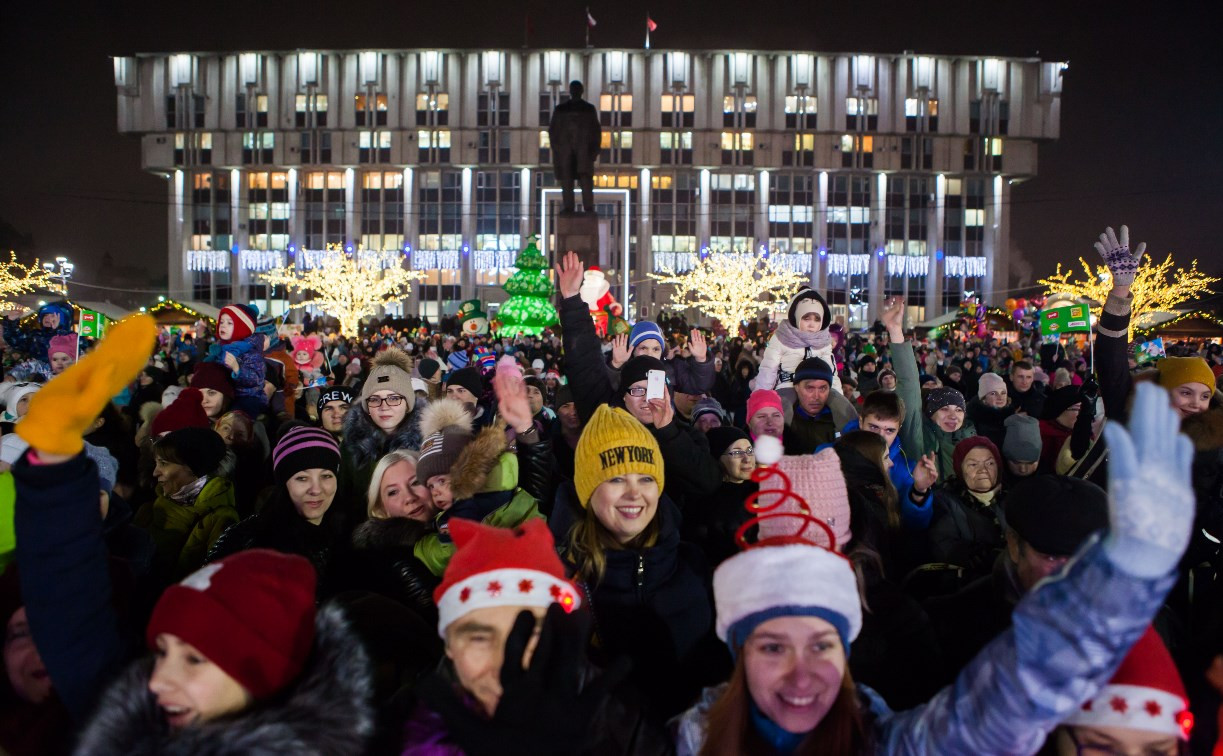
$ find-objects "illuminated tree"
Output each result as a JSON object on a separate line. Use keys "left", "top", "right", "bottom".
{"left": 259, "top": 248, "right": 425, "bottom": 336}
{"left": 650, "top": 253, "right": 807, "bottom": 327}
{"left": 0, "top": 251, "right": 60, "bottom": 310}
{"left": 498, "top": 238, "right": 558, "bottom": 336}
{"left": 1039, "top": 253, "right": 1218, "bottom": 340}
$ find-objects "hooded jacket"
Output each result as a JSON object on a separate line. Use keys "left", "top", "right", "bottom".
{"left": 1, "top": 301, "right": 73, "bottom": 364}
{"left": 756, "top": 320, "right": 843, "bottom": 394}
{"left": 339, "top": 402, "right": 423, "bottom": 512}
{"left": 133, "top": 476, "right": 238, "bottom": 582}
{"left": 74, "top": 603, "right": 375, "bottom": 756}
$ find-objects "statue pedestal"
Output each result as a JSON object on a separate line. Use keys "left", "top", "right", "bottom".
{"left": 555, "top": 214, "right": 601, "bottom": 269}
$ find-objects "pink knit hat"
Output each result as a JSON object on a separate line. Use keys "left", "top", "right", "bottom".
{"left": 48, "top": 333, "right": 78, "bottom": 359}
{"left": 754, "top": 442, "right": 851, "bottom": 550}
{"left": 746, "top": 389, "right": 784, "bottom": 423}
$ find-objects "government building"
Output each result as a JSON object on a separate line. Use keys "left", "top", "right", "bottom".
{"left": 112, "top": 48, "right": 1066, "bottom": 326}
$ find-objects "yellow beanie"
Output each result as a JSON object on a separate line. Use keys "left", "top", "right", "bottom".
{"left": 574, "top": 405, "right": 665, "bottom": 508}
{"left": 1156, "top": 357, "right": 1216, "bottom": 393}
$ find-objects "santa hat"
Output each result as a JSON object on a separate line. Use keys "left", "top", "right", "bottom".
{"left": 1064, "top": 627, "right": 1192, "bottom": 741}
{"left": 146, "top": 549, "right": 317, "bottom": 700}
{"left": 712, "top": 436, "right": 861, "bottom": 655}
{"left": 434, "top": 519, "right": 582, "bottom": 637}
{"left": 219, "top": 304, "right": 257, "bottom": 342}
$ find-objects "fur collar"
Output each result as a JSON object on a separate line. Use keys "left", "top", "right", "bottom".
{"left": 341, "top": 403, "right": 423, "bottom": 468}
{"left": 1183, "top": 403, "right": 1223, "bottom": 452}
{"left": 351, "top": 515, "right": 431, "bottom": 551}
{"left": 449, "top": 421, "right": 510, "bottom": 501}
{"left": 774, "top": 320, "right": 831, "bottom": 351}
{"left": 74, "top": 604, "right": 374, "bottom": 755}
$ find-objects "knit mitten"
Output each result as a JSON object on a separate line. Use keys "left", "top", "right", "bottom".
{"left": 1092, "top": 225, "right": 1146, "bottom": 287}
{"left": 18, "top": 315, "right": 158, "bottom": 455}
{"left": 1100, "top": 383, "right": 1195, "bottom": 578}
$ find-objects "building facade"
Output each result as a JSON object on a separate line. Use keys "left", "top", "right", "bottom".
{"left": 113, "top": 48, "right": 1065, "bottom": 326}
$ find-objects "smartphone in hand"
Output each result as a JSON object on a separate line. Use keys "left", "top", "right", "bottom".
{"left": 646, "top": 369, "right": 666, "bottom": 400}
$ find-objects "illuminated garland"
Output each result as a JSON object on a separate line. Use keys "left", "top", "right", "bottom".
{"left": 144, "top": 298, "right": 216, "bottom": 323}
{"left": 650, "top": 252, "right": 807, "bottom": 327}
{"left": 1, "top": 251, "right": 62, "bottom": 310}
{"left": 1134, "top": 309, "right": 1223, "bottom": 338}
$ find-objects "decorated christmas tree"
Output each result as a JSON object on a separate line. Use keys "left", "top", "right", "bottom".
{"left": 498, "top": 237, "right": 558, "bottom": 336}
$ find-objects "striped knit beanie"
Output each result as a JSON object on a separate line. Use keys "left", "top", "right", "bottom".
{"left": 219, "top": 304, "right": 258, "bottom": 343}
{"left": 272, "top": 425, "right": 341, "bottom": 484}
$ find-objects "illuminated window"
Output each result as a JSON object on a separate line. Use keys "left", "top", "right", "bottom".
{"left": 966, "top": 209, "right": 985, "bottom": 226}
{"left": 904, "top": 98, "right": 940, "bottom": 131}
{"left": 193, "top": 173, "right": 212, "bottom": 189}
{"left": 242, "top": 132, "right": 274, "bottom": 164}
{"left": 355, "top": 93, "right": 389, "bottom": 126}
{"left": 660, "top": 132, "right": 692, "bottom": 149}
{"left": 989, "top": 138, "right": 1003, "bottom": 156}
{"left": 660, "top": 94, "right": 694, "bottom": 127}
{"left": 359, "top": 131, "right": 392, "bottom": 163}
{"left": 599, "top": 92, "right": 633, "bottom": 127}
{"left": 416, "top": 92, "right": 449, "bottom": 126}
{"left": 723, "top": 95, "right": 758, "bottom": 127}
{"left": 236, "top": 93, "right": 269, "bottom": 128}
{"left": 846, "top": 97, "right": 878, "bottom": 130}
{"left": 593, "top": 174, "right": 638, "bottom": 189}
{"left": 721, "top": 132, "right": 753, "bottom": 151}
{"left": 418, "top": 129, "right": 451, "bottom": 163}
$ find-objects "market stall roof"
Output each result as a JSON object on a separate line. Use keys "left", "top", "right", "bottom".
{"left": 915, "top": 310, "right": 960, "bottom": 329}
{"left": 145, "top": 299, "right": 219, "bottom": 325}
{"left": 73, "top": 301, "right": 131, "bottom": 322}
{"left": 1136, "top": 309, "right": 1223, "bottom": 339}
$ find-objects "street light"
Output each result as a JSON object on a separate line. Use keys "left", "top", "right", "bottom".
{"left": 43, "top": 257, "right": 73, "bottom": 296}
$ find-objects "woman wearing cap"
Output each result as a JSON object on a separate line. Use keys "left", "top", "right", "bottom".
{"left": 6, "top": 317, "right": 373, "bottom": 753}
{"left": 133, "top": 426, "right": 238, "bottom": 582}
{"left": 683, "top": 426, "right": 759, "bottom": 567}
{"left": 676, "top": 383, "right": 1197, "bottom": 755}
{"left": 339, "top": 348, "right": 421, "bottom": 510}
{"left": 348, "top": 450, "right": 439, "bottom": 617}
{"left": 563, "top": 404, "right": 727, "bottom": 724}
{"left": 188, "top": 361, "right": 236, "bottom": 421}
{"left": 208, "top": 426, "right": 354, "bottom": 599}
{"left": 925, "top": 436, "right": 1007, "bottom": 581}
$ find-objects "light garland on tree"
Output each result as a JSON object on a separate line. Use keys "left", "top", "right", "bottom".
{"left": 259, "top": 245, "right": 425, "bottom": 336}
{"left": 650, "top": 253, "right": 807, "bottom": 327}
{"left": 0, "top": 251, "right": 61, "bottom": 310}
{"left": 1039, "top": 253, "right": 1218, "bottom": 341}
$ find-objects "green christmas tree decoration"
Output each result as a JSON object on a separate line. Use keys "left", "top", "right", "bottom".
{"left": 498, "top": 237, "right": 559, "bottom": 336}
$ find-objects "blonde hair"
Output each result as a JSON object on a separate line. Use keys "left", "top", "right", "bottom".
{"left": 366, "top": 449, "right": 419, "bottom": 519}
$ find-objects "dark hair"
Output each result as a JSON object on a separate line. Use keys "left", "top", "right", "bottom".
{"left": 859, "top": 391, "right": 904, "bottom": 423}
{"left": 1012, "top": 360, "right": 1034, "bottom": 373}
{"left": 701, "top": 654, "right": 867, "bottom": 756}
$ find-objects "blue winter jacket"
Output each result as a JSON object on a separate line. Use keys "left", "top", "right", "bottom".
{"left": 205, "top": 333, "right": 267, "bottom": 400}
{"left": 820, "top": 418, "right": 933, "bottom": 530}
{"left": 675, "top": 535, "right": 1178, "bottom": 755}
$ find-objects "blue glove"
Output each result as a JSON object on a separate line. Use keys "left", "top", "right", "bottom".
{"left": 1101, "top": 383, "right": 1195, "bottom": 577}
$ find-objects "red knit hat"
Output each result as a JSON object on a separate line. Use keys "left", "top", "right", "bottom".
{"left": 150, "top": 387, "right": 210, "bottom": 437}
{"left": 219, "top": 304, "right": 257, "bottom": 342}
{"left": 746, "top": 390, "right": 784, "bottom": 423}
{"left": 434, "top": 519, "right": 581, "bottom": 637}
{"left": 190, "top": 361, "right": 236, "bottom": 399}
{"left": 1064, "top": 627, "right": 1193, "bottom": 740}
{"left": 952, "top": 435, "right": 1003, "bottom": 479}
{"left": 146, "top": 550, "right": 317, "bottom": 700}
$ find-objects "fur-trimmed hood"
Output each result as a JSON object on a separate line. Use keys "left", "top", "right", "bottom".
{"left": 341, "top": 401, "right": 422, "bottom": 470}
{"left": 1182, "top": 403, "right": 1223, "bottom": 453}
{"left": 351, "top": 515, "right": 431, "bottom": 552}
{"left": 449, "top": 420, "right": 511, "bottom": 501}
{"left": 74, "top": 603, "right": 374, "bottom": 755}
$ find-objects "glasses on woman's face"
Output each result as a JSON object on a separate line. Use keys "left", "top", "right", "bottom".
{"left": 723, "top": 447, "right": 754, "bottom": 459}
{"left": 366, "top": 394, "right": 406, "bottom": 409}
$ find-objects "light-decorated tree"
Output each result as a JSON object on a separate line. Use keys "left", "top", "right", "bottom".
{"left": 1, "top": 251, "right": 60, "bottom": 310}
{"left": 1039, "top": 253, "right": 1218, "bottom": 340}
{"left": 259, "top": 247, "right": 425, "bottom": 336}
{"left": 498, "top": 237, "right": 558, "bottom": 336}
{"left": 649, "top": 252, "right": 808, "bottom": 328}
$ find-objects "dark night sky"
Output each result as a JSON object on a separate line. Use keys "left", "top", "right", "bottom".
{"left": 1, "top": 0, "right": 1219, "bottom": 304}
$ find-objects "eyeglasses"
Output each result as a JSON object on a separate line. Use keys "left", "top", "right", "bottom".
{"left": 723, "top": 448, "right": 754, "bottom": 459}
{"left": 366, "top": 394, "right": 406, "bottom": 408}
{"left": 625, "top": 387, "right": 648, "bottom": 397}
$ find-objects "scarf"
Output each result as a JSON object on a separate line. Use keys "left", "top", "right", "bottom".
{"left": 774, "top": 320, "right": 832, "bottom": 351}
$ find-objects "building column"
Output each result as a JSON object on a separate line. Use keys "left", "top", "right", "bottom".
{"left": 698, "top": 168, "right": 711, "bottom": 251}
{"left": 755, "top": 170, "right": 769, "bottom": 254}
{"left": 867, "top": 172, "right": 886, "bottom": 323}
{"left": 231, "top": 168, "right": 247, "bottom": 303}
{"left": 987, "top": 175, "right": 1009, "bottom": 306}
{"left": 815, "top": 171, "right": 828, "bottom": 291}
{"left": 460, "top": 167, "right": 474, "bottom": 300}
{"left": 169, "top": 170, "right": 186, "bottom": 300}
{"left": 929, "top": 174, "right": 946, "bottom": 315}
{"left": 638, "top": 167, "right": 653, "bottom": 315}
{"left": 403, "top": 167, "right": 417, "bottom": 315}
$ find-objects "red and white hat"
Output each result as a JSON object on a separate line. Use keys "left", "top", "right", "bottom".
{"left": 1064, "top": 627, "right": 1193, "bottom": 741}
{"left": 434, "top": 519, "right": 582, "bottom": 637}
{"left": 219, "top": 304, "right": 257, "bottom": 342}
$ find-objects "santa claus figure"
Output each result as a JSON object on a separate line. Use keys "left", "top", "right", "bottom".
{"left": 579, "top": 266, "right": 617, "bottom": 336}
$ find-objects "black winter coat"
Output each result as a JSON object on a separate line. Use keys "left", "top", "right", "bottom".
{"left": 349, "top": 517, "right": 439, "bottom": 623}
{"left": 965, "top": 397, "right": 1015, "bottom": 450}
{"left": 567, "top": 497, "right": 730, "bottom": 723}
{"left": 339, "top": 406, "right": 423, "bottom": 513}
{"left": 75, "top": 604, "right": 375, "bottom": 755}
{"left": 928, "top": 485, "right": 1006, "bottom": 582}
{"left": 681, "top": 479, "right": 758, "bottom": 567}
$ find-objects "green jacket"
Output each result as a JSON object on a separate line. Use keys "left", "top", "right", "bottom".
{"left": 891, "top": 340, "right": 977, "bottom": 481}
{"left": 135, "top": 477, "right": 239, "bottom": 580}
{"left": 0, "top": 472, "right": 14, "bottom": 575}
{"left": 414, "top": 487, "right": 543, "bottom": 576}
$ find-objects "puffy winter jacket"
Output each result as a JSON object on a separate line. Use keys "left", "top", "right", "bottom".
{"left": 133, "top": 476, "right": 238, "bottom": 581}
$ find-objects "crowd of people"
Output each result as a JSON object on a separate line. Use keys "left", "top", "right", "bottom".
{"left": 1, "top": 224, "right": 1221, "bottom": 755}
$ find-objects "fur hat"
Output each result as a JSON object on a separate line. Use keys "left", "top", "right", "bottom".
{"left": 147, "top": 550, "right": 317, "bottom": 700}
{"left": 434, "top": 519, "right": 581, "bottom": 637}
{"left": 1063, "top": 627, "right": 1192, "bottom": 740}
{"left": 415, "top": 397, "right": 475, "bottom": 485}
{"left": 573, "top": 405, "right": 664, "bottom": 508}
{"left": 358, "top": 348, "right": 415, "bottom": 415}
{"left": 786, "top": 288, "right": 831, "bottom": 330}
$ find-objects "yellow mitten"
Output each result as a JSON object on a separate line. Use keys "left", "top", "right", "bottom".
{"left": 18, "top": 315, "right": 158, "bottom": 455}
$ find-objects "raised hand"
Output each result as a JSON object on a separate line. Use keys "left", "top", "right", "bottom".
{"left": 688, "top": 329, "right": 708, "bottom": 363}
{"left": 492, "top": 363, "right": 533, "bottom": 432}
{"left": 1100, "top": 383, "right": 1195, "bottom": 577}
{"left": 553, "top": 251, "right": 585, "bottom": 300}
{"left": 881, "top": 297, "right": 905, "bottom": 341}
{"left": 647, "top": 386, "right": 675, "bottom": 429}
{"left": 610, "top": 333, "right": 630, "bottom": 368}
{"left": 912, "top": 452, "right": 939, "bottom": 493}
{"left": 1092, "top": 225, "right": 1146, "bottom": 291}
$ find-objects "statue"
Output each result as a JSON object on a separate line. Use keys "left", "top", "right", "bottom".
{"left": 548, "top": 80, "right": 602, "bottom": 215}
